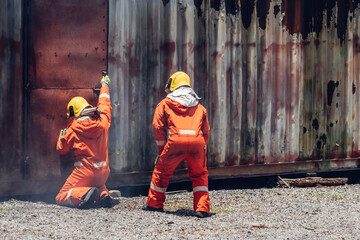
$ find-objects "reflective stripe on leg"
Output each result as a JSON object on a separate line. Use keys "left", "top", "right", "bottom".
{"left": 155, "top": 140, "right": 165, "bottom": 146}
{"left": 64, "top": 188, "right": 75, "bottom": 207}
{"left": 193, "top": 186, "right": 208, "bottom": 193}
{"left": 150, "top": 182, "right": 167, "bottom": 193}
{"left": 74, "top": 161, "right": 82, "bottom": 167}
{"left": 93, "top": 161, "right": 106, "bottom": 168}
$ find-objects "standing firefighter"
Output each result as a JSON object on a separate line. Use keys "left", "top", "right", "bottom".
{"left": 145, "top": 71, "right": 211, "bottom": 218}
{"left": 56, "top": 74, "right": 113, "bottom": 209}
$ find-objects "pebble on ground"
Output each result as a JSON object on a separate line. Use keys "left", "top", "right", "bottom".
{"left": 1, "top": 184, "right": 360, "bottom": 239}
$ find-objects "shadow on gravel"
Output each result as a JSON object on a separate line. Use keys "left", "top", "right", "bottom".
{"left": 110, "top": 175, "right": 281, "bottom": 198}
{"left": 2, "top": 169, "right": 360, "bottom": 203}
{"left": 0, "top": 192, "right": 57, "bottom": 204}
{"left": 164, "top": 208, "right": 216, "bottom": 218}
{"left": 166, "top": 209, "right": 196, "bottom": 217}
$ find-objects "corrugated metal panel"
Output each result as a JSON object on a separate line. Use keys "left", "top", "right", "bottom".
{"left": 0, "top": 0, "right": 23, "bottom": 181}
{"left": 108, "top": 0, "right": 360, "bottom": 178}
{"left": 300, "top": 0, "right": 360, "bottom": 161}
{"left": 2, "top": 0, "right": 360, "bottom": 196}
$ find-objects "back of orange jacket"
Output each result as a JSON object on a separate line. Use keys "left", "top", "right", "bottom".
{"left": 153, "top": 97, "right": 210, "bottom": 155}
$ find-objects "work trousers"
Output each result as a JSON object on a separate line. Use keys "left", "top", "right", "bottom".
{"left": 56, "top": 165, "right": 110, "bottom": 207}
{"left": 147, "top": 137, "right": 210, "bottom": 212}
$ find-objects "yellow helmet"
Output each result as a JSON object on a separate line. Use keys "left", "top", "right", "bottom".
{"left": 165, "top": 71, "right": 191, "bottom": 93}
{"left": 66, "top": 97, "right": 93, "bottom": 118}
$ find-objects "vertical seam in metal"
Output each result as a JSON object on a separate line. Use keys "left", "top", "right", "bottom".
{"left": 106, "top": 0, "right": 109, "bottom": 73}
{"left": 22, "top": 0, "right": 30, "bottom": 180}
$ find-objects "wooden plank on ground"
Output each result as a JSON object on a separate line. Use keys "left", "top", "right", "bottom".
{"left": 278, "top": 177, "right": 348, "bottom": 187}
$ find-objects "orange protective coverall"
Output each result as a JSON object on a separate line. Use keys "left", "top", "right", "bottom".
{"left": 56, "top": 86, "right": 112, "bottom": 207}
{"left": 147, "top": 97, "right": 210, "bottom": 212}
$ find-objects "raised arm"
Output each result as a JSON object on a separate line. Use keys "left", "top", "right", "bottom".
{"left": 97, "top": 75, "right": 112, "bottom": 128}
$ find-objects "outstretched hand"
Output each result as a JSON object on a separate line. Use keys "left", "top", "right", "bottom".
{"left": 58, "top": 128, "right": 67, "bottom": 141}
{"left": 101, "top": 75, "right": 111, "bottom": 87}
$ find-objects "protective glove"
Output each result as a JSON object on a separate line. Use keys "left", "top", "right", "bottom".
{"left": 58, "top": 128, "right": 67, "bottom": 141}
{"left": 101, "top": 75, "right": 111, "bottom": 87}
{"left": 154, "top": 155, "right": 160, "bottom": 165}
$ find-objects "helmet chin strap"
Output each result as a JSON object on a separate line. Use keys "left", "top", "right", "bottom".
{"left": 69, "top": 106, "right": 75, "bottom": 118}
{"left": 165, "top": 78, "right": 173, "bottom": 93}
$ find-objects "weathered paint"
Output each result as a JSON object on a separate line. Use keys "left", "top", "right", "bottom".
{"left": 2, "top": 0, "right": 360, "bottom": 196}
{"left": 106, "top": 158, "right": 360, "bottom": 188}
{"left": 26, "top": 0, "right": 108, "bottom": 181}
{"left": 108, "top": 0, "right": 360, "bottom": 180}
{"left": 0, "top": 0, "right": 23, "bottom": 181}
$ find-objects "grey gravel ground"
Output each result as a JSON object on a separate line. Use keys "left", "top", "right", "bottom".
{"left": 1, "top": 184, "right": 360, "bottom": 239}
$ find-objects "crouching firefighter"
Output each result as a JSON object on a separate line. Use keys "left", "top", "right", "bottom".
{"left": 56, "top": 73, "right": 113, "bottom": 209}
{"left": 145, "top": 71, "right": 211, "bottom": 218}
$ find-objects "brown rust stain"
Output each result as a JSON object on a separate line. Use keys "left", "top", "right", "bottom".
{"left": 117, "top": 43, "right": 138, "bottom": 80}
{"left": 283, "top": 0, "right": 357, "bottom": 42}
{"left": 4, "top": 0, "right": 360, "bottom": 194}
{"left": 26, "top": 0, "right": 108, "bottom": 180}
{"left": 160, "top": 42, "right": 177, "bottom": 75}
{"left": 28, "top": 0, "right": 107, "bottom": 89}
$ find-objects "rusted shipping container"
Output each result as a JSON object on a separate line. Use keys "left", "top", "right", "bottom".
{"left": 1, "top": 0, "right": 360, "bottom": 196}
{"left": 0, "top": 0, "right": 23, "bottom": 190}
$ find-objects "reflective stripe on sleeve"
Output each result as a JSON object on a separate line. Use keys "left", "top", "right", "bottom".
{"left": 193, "top": 186, "right": 208, "bottom": 193}
{"left": 179, "top": 130, "right": 196, "bottom": 135}
{"left": 94, "top": 161, "right": 106, "bottom": 168}
{"left": 74, "top": 162, "right": 82, "bottom": 167}
{"left": 155, "top": 140, "right": 165, "bottom": 146}
{"left": 77, "top": 116, "right": 91, "bottom": 121}
{"left": 150, "top": 183, "right": 167, "bottom": 193}
{"left": 99, "top": 93, "right": 110, "bottom": 99}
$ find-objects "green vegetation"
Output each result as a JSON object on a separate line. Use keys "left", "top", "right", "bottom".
{"left": 308, "top": 193, "right": 346, "bottom": 200}
{"left": 0, "top": 206, "right": 13, "bottom": 213}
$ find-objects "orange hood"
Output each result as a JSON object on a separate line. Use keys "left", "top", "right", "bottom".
{"left": 165, "top": 98, "right": 192, "bottom": 114}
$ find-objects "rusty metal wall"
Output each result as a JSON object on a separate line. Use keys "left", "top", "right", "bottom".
{"left": 300, "top": 1, "right": 360, "bottom": 162}
{"left": 108, "top": 0, "right": 360, "bottom": 178}
{"left": 26, "top": 0, "right": 108, "bottom": 181}
{"left": 2, "top": 0, "right": 360, "bottom": 196}
{"left": 0, "top": 0, "right": 23, "bottom": 181}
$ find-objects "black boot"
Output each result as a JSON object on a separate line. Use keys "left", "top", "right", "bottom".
{"left": 142, "top": 205, "right": 164, "bottom": 212}
{"left": 78, "top": 188, "right": 99, "bottom": 209}
{"left": 195, "top": 211, "right": 209, "bottom": 218}
{"left": 99, "top": 194, "right": 113, "bottom": 208}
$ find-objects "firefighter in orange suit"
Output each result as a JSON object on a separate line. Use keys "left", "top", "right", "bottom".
{"left": 56, "top": 74, "right": 113, "bottom": 209}
{"left": 145, "top": 71, "right": 211, "bottom": 218}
